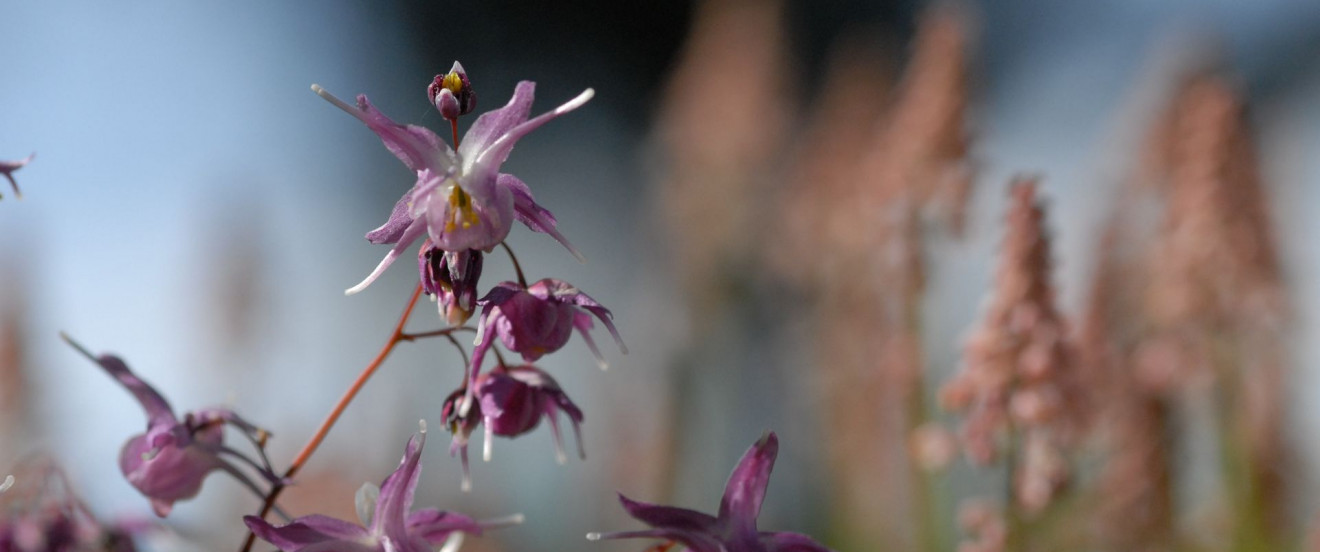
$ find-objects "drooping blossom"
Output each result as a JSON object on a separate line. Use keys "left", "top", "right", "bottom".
{"left": 245, "top": 423, "right": 519, "bottom": 552}
{"left": 471, "top": 279, "right": 625, "bottom": 373}
{"left": 65, "top": 336, "right": 278, "bottom": 517}
{"left": 429, "top": 62, "right": 476, "bottom": 120}
{"left": 419, "top": 243, "right": 484, "bottom": 325}
{"left": 440, "top": 364, "right": 586, "bottom": 491}
{"left": 1, "top": 153, "right": 34, "bottom": 199}
{"left": 1, "top": 457, "right": 138, "bottom": 551}
{"left": 312, "top": 75, "right": 591, "bottom": 295}
{"left": 588, "top": 432, "right": 833, "bottom": 552}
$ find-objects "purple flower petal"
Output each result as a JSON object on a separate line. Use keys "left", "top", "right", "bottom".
{"left": 719, "top": 432, "right": 779, "bottom": 532}
{"left": 372, "top": 431, "right": 426, "bottom": 539}
{"left": 366, "top": 190, "right": 417, "bottom": 245}
{"left": 92, "top": 354, "right": 176, "bottom": 428}
{"left": 405, "top": 509, "right": 483, "bottom": 543}
{"left": 456, "top": 81, "right": 535, "bottom": 169}
{"left": 618, "top": 494, "right": 717, "bottom": 532}
{"left": 501, "top": 173, "right": 585, "bottom": 262}
{"left": 312, "top": 86, "right": 454, "bottom": 175}
{"left": 346, "top": 217, "right": 427, "bottom": 295}
{"left": 465, "top": 85, "right": 595, "bottom": 185}
{"left": 243, "top": 514, "right": 375, "bottom": 552}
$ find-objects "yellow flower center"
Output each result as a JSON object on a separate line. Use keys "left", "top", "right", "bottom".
{"left": 444, "top": 184, "right": 481, "bottom": 234}
{"left": 442, "top": 72, "right": 464, "bottom": 95}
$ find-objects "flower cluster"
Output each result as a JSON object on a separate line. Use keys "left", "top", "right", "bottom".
{"left": 316, "top": 64, "right": 625, "bottom": 489}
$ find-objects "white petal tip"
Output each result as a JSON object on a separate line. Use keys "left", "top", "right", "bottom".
{"left": 586, "top": 533, "right": 603, "bottom": 541}
{"left": 344, "top": 287, "right": 362, "bottom": 296}
{"left": 596, "top": 359, "right": 609, "bottom": 371}
{"left": 460, "top": 479, "right": 472, "bottom": 493}
{"left": 418, "top": 419, "right": 428, "bottom": 434}
{"left": 438, "top": 532, "right": 465, "bottom": 552}
{"left": 555, "top": 451, "right": 568, "bottom": 465}
{"left": 0, "top": 475, "right": 13, "bottom": 493}
{"left": 310, "top": 83, "right": 324, "bottom": 94}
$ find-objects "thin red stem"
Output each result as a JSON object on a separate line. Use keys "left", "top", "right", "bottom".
{"left": 239, "top": 283, "right": 424, "bottom": 552}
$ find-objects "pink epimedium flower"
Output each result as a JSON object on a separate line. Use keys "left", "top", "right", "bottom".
{"left": 441, "top": 365, "right": 586, "bottom": 491}
{"left": 311, "top": 75, "right": 591, "bottom": 295}
{"left": 245, "top": 424, "right": 519, "bottom": 552}
{"left": 471, "top": 279, "right": 626, "bottom": 372}
{"left": 588, "top": 433, "right": 834, "bottom": 552}
{"left": 66, "top": 337, "right": 278, "bottom": 518}
{"left": 1, "top": 153, "right": 34, "bottom": 199}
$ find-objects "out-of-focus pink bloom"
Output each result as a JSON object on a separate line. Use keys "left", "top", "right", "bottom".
{"left": 0, "top": 153, "right": 34, "bottom": 199}
{"left": 66, "top": 336, "right": 277, "bottom": 517}
{"left": 588, "top": 433, "right": 833, "bottom": 552}
{"left": 245, "top": 425, "right": 518, "bottom": 552}
{"left": 312, "top": 79, "right": 590, "bottom": 295}
{"left": 0, "top": 458, "right": 138, "bottom": 551}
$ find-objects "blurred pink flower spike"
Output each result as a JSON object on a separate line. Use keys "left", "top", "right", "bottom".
{"left": 62, "top": 333, "right": 281, "bottom": 518}
{"left": 244, "top": 422, "right": 522, "bottom": 552}
{"left": 0, "top": 153, "right": 34, "bottom": 199}
{"left": 588, "top": 432, "right": 834, "bottom": 552}
{"left": 311, "top": 79, "right": 592, "bottom": 296}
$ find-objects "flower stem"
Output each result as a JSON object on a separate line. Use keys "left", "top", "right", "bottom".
{"left": 500, "top": 241, "right": 529, "bottom": 288}
{"left": 238, "top": 283, "right": 424, "bottom": 552}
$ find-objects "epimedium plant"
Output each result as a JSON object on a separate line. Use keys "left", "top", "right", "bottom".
{"left": 44, "top": 62, "right": 833, "bottom": 552}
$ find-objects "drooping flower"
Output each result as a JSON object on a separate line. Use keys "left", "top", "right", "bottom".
{"left": 419, "top": 244, "right": 484, "bottom": 325}
{"left": 245, "top": 424, "right": 519, "bottom": 552}
{"left": 429, "top": 61, "right": 476, "bottom": 120}
{"left": 65, "top": 336, "right": 277, "bottom": 517}
{"left": 312, "top": 76, "right": 591, "bottom": 295}
{"left": 588, "top": 432, "right": 833, "bottom": 552}
{"left": 441, "top": 364, "right": 585, "bottom": 491}
{"left": 478, "top": 364, "right": 584, "bottom": 462}
{"left": 470, "top": 279, "right": 625, "bottom": 374}
{"left": 1, "top": 153, "right": 34, "bottom": 199}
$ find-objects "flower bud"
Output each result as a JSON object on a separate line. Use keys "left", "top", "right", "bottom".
{"left": 428, "top": 61, "right": 475, "bottom": 120}
{"left": 419, "top": 243, "right": 484, "bottom": 325}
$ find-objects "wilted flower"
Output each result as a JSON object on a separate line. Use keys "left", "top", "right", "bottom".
{"left": 420, "top": 244, "right": 484, "bottom": 325}
{"left": 1, "top": 153, "right": 34, "bottom": 199}
{"left": 245, "top": 423, "right": 519, "bottom": 552}
{"left": 312, "top": 79, "right": 591, "bottom": 295}
{"left": 470, "top": 279, "right": 625, "bottom": 373}
{"left": 429, "top": 61, "right": 476, "bottom": 120}
{"left": 588, "top": 432, "right": 833, "bottom": 552}
{"left": 65, "top": 336, "right": 277, "bottom": 517}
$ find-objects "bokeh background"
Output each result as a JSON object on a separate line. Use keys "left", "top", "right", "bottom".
{"left": 3, "top": 1, "right": 1320, "bottom": 550}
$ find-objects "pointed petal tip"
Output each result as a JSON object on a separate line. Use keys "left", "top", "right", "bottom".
{"left": 586, "top": 532, "right": 603, "bottom": 541}
{"left": 419, "top": 418, "right": 428, "bottom": 434}
{"left": 0, "top": 475, "right": 13, "bottom": 493}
